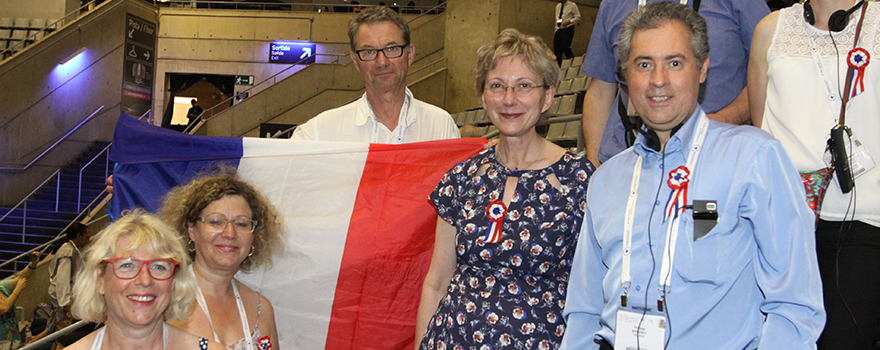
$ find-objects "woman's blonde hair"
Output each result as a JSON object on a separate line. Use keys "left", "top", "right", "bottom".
{"left": 159, "top": 165, "right": 283, "bottom": 273}
{"left": 72, "top": 209, "right": 197, "bottom": 322}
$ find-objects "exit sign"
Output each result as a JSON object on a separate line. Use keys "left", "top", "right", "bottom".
{"left": 269, "top": 42, "right": 316, "bottom": 64}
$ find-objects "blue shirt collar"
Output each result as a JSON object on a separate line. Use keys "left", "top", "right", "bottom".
{"left": 633, "top": 105, "right": 706, "bottom": 158}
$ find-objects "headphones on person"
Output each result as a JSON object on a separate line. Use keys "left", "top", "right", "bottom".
{"left": 804, "top": 0, "right": 866, "bottom": 32}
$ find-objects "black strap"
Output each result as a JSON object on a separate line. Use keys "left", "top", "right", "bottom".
{"left": 694, "top": 0, "right": 701, "bottom": 12}
{"left": 618, "top": 95, "right": 642, "bottom": 147}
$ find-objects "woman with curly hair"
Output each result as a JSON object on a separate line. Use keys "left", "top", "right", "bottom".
{"left": 160, "top": 167, "right": 284, "bottom": 350}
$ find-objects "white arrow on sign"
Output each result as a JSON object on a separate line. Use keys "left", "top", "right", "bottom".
{"left": 128, "top": 28, "right": 135, "bottom": 39}
{"left": 300, "top": 47, "right": 312, "bottom": 59}
{"left": 143, "top": 51, "right": 150, "bottom": 60}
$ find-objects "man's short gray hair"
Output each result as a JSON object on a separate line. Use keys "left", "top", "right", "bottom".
{"left": 617, "top": 2, "right": 709, "bottom": 76}
{"left": 348, "top": 6, "right": 411, "bottom": 51}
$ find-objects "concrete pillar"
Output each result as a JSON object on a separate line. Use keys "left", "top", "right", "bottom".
{"left": 443, "top": 0, "right": 502, "bottom": 113}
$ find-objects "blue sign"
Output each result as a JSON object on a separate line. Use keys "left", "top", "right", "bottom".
{"left": 269, "top": 42, "right": 316, "bottom": 64}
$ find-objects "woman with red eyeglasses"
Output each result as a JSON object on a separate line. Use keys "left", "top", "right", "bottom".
{"left": 66, "top": 210, "right": 224, "bottom": 350}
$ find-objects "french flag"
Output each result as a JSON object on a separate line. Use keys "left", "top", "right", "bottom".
{"left": 109, "top": 114, "right": 484, "bottom": 349}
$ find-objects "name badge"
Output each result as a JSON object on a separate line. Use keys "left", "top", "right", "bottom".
{"left": 614, "top": 310, "right": 666, "bottom": 350}
{"left": 824, "top": 130, "right": 876, "bottom": 179}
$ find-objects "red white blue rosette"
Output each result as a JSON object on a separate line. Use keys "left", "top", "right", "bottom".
{"left": 485, "top": 200, "right": 507, "bottom": 243}
{"left": 664, "top": 166, "right": 690, "bottom": 222}
{"left": 848, "top": 47, "right": 870, "bottom": 98}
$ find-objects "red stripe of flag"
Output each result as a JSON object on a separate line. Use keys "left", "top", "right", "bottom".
{"left": 325, "top": 138, "right": 486, "bottom": 350}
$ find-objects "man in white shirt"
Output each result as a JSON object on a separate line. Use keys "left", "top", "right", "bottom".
{"left": 554, "top": 0, "right": 581, "bottom": 65}
{"left": 47, "top": 223, "right": 90, "bottom": 332}
{"left": 292, "top": 6, "right": 459, "bottom": 143}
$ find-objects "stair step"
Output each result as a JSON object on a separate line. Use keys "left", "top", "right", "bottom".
{"left": 45, "top": 181, "right": 107, "bottom": 190}
{"left": 21, "top": 200, "right": 106, "bottom": 213}
{"left": 0, "top": 216, "right": 71, "bottom": 227}
{"left": 33, "top": 192, "right": 104, "bottom": 203}
{"left": 0, "top": 141, "right": 113, "bottom": 275}
{"left": 37, "top": 187, "right": 104, "bottom": 198}
{"left": 0, "top": 232, "right": 59, "bottom": 244}
{"left": 0, "top": 208, "right": 79, "bottom": 220}
{"left": 62, "top": 166, "right": 112, "bottom": 175}
{"left": 0, "top": 223, "right": 69, "bottom": 235}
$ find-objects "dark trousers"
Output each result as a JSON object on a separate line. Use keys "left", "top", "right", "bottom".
{"left": 816, "top": 220, "right": 880, "bottom": 350}
{"left": 553, "top": 26, "right": 575, "bottom": 65}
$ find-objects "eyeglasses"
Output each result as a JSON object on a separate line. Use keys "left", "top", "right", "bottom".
{"left": 354, "top": 45, "right": 408, "bottom": 61}
{"left": 484, "top": 82, "right": 547, "bottom": 97}
{"left": 197, "top": 214, "right": 258, "bottom": 234}
{"left": 102, "top": 258, "right": 179, "bottom": 280}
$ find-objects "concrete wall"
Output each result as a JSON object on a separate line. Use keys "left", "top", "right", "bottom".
{"left": 0, "top": 0, "right": 156, "bottom": 207}
{"left": 153, "top": 8, "right": 440, "bottom": 128}
{"left": 0, "top": 0, "right": 80, "bottom": 23}
{"left": 443, "top": 0, "right": 598, "bottom": 113}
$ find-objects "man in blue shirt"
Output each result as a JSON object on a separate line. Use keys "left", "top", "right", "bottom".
{"left": 561, "top": 3, "right": 825, "bottom": 349}
{"left": 580, "top": 0, "right": 769, "bottom": 167}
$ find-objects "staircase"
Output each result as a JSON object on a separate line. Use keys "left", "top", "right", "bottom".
{"left": 0, "top": 141, "right": 112, "bottom": 277}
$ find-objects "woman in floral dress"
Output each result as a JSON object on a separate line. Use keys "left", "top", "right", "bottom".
{"left": 416, "top": 28, "right": 594, "bottom": 350}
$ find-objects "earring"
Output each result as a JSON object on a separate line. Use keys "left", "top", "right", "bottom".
{"left": 248, "top": 245, "right": 255, "bottom": 257}
{"left": 187, "top": 239, "right": 196, "bottom": 252}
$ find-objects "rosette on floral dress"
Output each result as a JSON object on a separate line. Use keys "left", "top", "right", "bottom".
{"left": 485, "top": 200, "right": 507, "bottom": 243}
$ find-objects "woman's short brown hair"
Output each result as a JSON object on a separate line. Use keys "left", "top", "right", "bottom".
{"left": 474, "top": 28, "right": 560, "bottom": 97}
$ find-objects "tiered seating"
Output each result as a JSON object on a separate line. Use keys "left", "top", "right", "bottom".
{"left": 557, "top": 56, "right": 588, "bottom": 92}
{"left": 0, "top": 17, "right": 61, "bottom": 58}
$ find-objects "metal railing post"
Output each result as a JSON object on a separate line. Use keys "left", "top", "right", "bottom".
{"left": 56, "top": 171, "right": 61, "bottom": 212}
{"left": 78, "top": 169, "right": 83, "bottom": 213}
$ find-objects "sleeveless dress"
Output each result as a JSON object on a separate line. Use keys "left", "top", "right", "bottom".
{"left": 420, "top": 148, "right": 593, "bottom": 350}
{"left": 90, "top": 323, "right": 209, "bottom": 350}
{"left": 196, "top": 280, "right": 268, "bottom": 350}
{"left": 0, "top": 280, "right": 21, "bottom": 350}
{"left": 762, "top": 2, "right": 880, "bottom": 223}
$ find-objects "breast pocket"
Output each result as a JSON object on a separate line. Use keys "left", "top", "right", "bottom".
{"left": 675, "top": 214, "right": 722, "bottom": 285}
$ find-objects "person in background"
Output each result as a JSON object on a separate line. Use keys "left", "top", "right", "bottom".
{"left": 161, "top": 168, "right": 284, "bottom": 350}
{"left": 0, "top": 252, "right": 39, "bottom": 350}
{"left": 292, "top": 6, "right": 459, "bottom": 143}
{"left": 47, "top": 223, "right": 91, "bottom": 335}
{"left": 187, "top": 99, "right": 203, "bottom": 131}
{"left": 415, "top": 28, "right": 594, "bottom": 350}
{"left": 580, "top": 0, "right": 769, "bottom": 168}
{"left": 457, "top": 124, "right": 484, "bottom": 138}
{"left": 562, "top": 3, "right": 824, "bottom": 349}
{"left": 554, "top": 0, "right": 581, "bottom": 65}
{"left": 66, "top": 210, "right": 223, "bottom": 350}
{"left": 749, "top": 0, "right": 880, "bottom": 348}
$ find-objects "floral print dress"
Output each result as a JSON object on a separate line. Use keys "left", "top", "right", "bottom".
{"left": 421, "top": 148, "right": 593, "bottom": 350}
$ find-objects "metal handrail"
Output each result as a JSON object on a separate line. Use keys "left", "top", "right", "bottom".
{"left": 78, "top": 142, "right": 112, "bottom": 212}
{"left": 20, "top": 320, "right": 90, "bottom": 350}
{"left": 407, "top": 57, "right": 446, "bottom": 78}
{"left": 0, "top": 187, "right": 109, "bottom": 272}
{"left": 0, "top": 1, "right": 98, "bottom": 58}
{"left": 0, "top": 170, "right": 61, "bottom": 224}
{"left": 154, "top": 1, "right": 444, "bottom": 14}
{"left": 186, "top": 53, "right": 348, "bottom": 135}
{"left": 0, "top": 105, "right": 105, "bottom": 171}
{"left": 406, "top": 1, "right": 447, "bottom": 24}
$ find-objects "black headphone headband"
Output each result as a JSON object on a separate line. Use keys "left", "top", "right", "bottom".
{"left": 804, "top": 0, "right": 866, "bottom": 32}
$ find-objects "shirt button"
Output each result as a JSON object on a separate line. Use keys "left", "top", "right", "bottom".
{"left": 635, "top": 285, "right": 641, "bottom": 291}
{"left": 655, "top": 200, "right": 660, "bottom": 206}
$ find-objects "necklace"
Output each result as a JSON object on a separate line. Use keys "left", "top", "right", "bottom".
{"left": 497, "top": 139, "right": 547, "bottom": 173}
